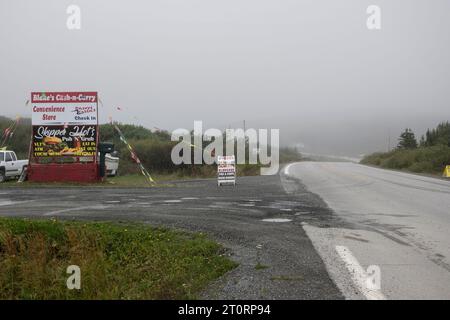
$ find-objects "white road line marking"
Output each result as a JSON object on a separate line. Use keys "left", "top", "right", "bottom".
{"left": 0, "top": 200, "right": 35, "bottom": 207}
{"left": 44, "top": 205, "right": 110, "bottom": 216}
{"left": 284, "top": 163, "right": 294, "bottom": 175}
{"left": 0, "top": 200, "right": 15, "bottom": 206}
{"left": 335, "top": 245, "right": 386, "bottom": 300}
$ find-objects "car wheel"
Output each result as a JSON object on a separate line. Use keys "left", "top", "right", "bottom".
{"left": 0, "top": 170, "right": 6, "bottom": 183}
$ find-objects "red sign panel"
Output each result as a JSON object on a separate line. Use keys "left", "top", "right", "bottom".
{"left": 28, "top": 91, "right": 100, "bottom": 182}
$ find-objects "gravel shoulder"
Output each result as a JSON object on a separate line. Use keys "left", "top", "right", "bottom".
{"left": 0, "top": 172, "right": 343, "bottom": 300}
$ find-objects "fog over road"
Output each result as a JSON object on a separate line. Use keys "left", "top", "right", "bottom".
{"left": 286, "top": 162, "right": 450, "bottom": 299}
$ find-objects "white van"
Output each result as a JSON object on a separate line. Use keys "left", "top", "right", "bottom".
{"left": 105, "top": 152, "right": 120, "bottom": 176}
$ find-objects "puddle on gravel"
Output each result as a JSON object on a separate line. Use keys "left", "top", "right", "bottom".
{"left": 262, "top": 218, "right": 292, "bottom": 223}
{"left": 295, "top": 211, "right": 311, "bottom": 215}
{"left": 238, "top": 203, "right": 256, "bottom": 207}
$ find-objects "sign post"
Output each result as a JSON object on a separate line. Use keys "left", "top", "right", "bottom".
{"left": 28, "top": 92, "right": 100, "bottom": 182}
{"left": 217, "top": 155, "right": 236, "bottom": 186}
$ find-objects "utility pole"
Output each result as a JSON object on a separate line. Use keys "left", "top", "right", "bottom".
{"left": 388, "top": 128, "right": 391, "bottom": 152}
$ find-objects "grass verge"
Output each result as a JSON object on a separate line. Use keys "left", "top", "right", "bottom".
{"left": 360, "top": 145, "right": 450, "bottom": 175}
{"left": 0, "top": 218, "right": 237, "bottom": 299}
{"left": 0, "top": 165, "right": 261, "bottom": 188}
{"left": 0, "top": 173, "right": 189, "bottom": 188}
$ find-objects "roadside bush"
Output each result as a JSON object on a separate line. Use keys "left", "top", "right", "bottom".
{"left": 1, "top": 117, "right": 263, "bottom": 178}
{"left": 0, "top": 117, "right": 31, "bottom": 158}
{"left": 279, "top": 147, "right": 302, "bottom": 164}
{"left": 361, "top": 145, "right": 450, "bottom": 174}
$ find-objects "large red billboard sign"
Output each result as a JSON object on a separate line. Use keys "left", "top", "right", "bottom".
{"left": 28, "top": 92, "right": 100, "bottom": 182}
{"left": 30, "top": 92, "right": 98, "bottom": 160}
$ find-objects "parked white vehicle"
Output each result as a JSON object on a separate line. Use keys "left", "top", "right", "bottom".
{"left": 105, "top": 152, "right": 119, "bottom": 177}
{"left": 0, "top": 150, "right": 29, "bottom": 183}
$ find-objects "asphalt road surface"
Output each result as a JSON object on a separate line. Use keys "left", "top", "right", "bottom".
{"left": 0, "top": 174, "right": 342, "bottom": 300}
{"left": 2, "top": 162, "right": 450, "bottom": 299}
{"left": 285, "top": 162, "right": 450, "bottom": 299}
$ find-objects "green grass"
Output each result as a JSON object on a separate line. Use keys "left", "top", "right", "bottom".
{"left": 0, "top": 165, "right": 261, "bottom": 188}
{"left": 270, "top": 275, "right": 303, "bottom": 281}
{"left": 361, "top": 145, "right": 450, "bottom": 175}
{"left": 0, "top": 173, "right": 192, "bottom": 188}
{"left": 0, "top": 218, "right": 237, "bottom": 299}
{"left": 254, "top": 263, "right": 269, "bottom": 270}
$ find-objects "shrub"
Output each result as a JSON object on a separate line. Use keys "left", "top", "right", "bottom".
{"left": 361, "top": 145, "right": 450, "bottom": 174}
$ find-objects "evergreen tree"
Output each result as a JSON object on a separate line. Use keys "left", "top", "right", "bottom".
{"left": 397, "top": 128, "right": 418, "bottom": 149}
{"left": 423, "top": 122, "right": 450, "bottom": 147}
{"left": 419, "top": 135, "right": 426, "bottom": 147}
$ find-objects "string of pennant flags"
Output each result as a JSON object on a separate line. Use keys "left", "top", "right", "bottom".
{"left": 23, "top": 95, "right": 158, "bottom": 185}
{"left": 23, "top": 96, "right": 210, "bottom": 183}
{"left": 110, "top": 105, "right": 156, "bottom": 185}
{"left": 113, "top": 122, "right": 156, "bottom": 185}
{"left": 112, "top": 105, "right": 210, "bottom": 156}
{"left": 1, "top": 97, "right": 38, "bottom": 149}
{"left": 0, "top": 116, "right": 21, "bottom": 149}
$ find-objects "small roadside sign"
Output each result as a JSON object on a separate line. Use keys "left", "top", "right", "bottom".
{"left": 217, "top": 155, "right": 236, "bottom": 186}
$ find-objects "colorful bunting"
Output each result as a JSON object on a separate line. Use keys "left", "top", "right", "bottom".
{"left": 0, "top": 116, "right": 20, "bottom": 148}
{"left": 113, "top": 124, "right": 155, "bottom": 185}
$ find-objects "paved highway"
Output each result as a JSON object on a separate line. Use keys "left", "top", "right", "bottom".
{"left": 285, "top": 162, "right": 450, "bottom": 299}
{"left": 2, "top": 162, "right": 450, "bottom": 299}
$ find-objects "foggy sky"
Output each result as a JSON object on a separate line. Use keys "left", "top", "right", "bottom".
{"left": 1, "top": 0, "right": 449, "bottom": 156}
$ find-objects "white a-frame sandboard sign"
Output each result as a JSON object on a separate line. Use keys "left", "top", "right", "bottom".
{"left": 217, "top": 155, "right": 236, "bottom": 186}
